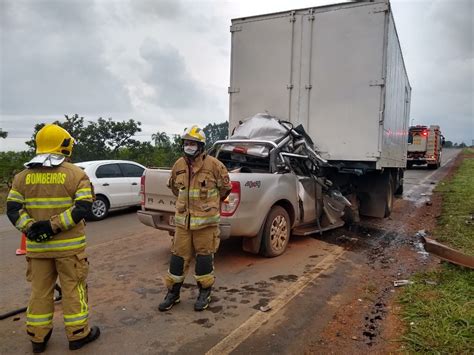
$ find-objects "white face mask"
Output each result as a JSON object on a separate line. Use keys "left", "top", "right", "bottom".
{"left": 184, "top": 145, "right": 198, "bottom": 156}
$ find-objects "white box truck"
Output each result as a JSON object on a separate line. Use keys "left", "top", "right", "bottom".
{"left": 229, "top": 0, "right": 411, "bottom": 218}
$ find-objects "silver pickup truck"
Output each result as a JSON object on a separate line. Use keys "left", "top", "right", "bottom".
{"left": 137, "top": 116, "right": 350, "bottom": 257}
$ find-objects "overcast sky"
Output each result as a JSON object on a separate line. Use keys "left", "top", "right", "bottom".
{"left": 0, "top": 0, "right": 472, "bottom": 151}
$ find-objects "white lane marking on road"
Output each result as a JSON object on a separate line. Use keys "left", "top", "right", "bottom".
{"left": 404, "top": 155, "right": 457, "bottom": 196}
{"left": 206, "top": 246, "right": 346, "bottom": 355}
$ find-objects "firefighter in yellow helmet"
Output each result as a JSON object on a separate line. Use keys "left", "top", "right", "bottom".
{"left": 159, "top": 125, "right": 232, "bottom": 311}
{"left": 6, "top": 124, "right": 100, "bottom": 352}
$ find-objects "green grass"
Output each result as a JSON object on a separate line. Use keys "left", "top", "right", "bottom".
{"left": 434, "top": 149, "right": 474, "bottom": 255}
{"left": 398, "top": 266, "right": 474, "bottom": 353}
{"left": 398, "top": 150, "right": 474, "bottom": 354}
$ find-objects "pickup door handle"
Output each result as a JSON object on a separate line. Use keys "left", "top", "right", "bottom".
{"left": 131, "top": 182, "right": 138, "bottom": 186}
{"left": 102, "top": 183, "right": 109, "bottom": 186}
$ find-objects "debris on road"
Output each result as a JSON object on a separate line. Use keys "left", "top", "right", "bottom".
{"left": 421, "top": 236, "right": 474, "bottom": 269}
{"left": 336, "top": 235, "right": 358, "bottom": 243}
{"left": 393, "top": 280, "right": 414, "bottom": 287}
{"left": 425, "top": 201, "right": 433, "bottom": 206}
{"left": 259, "top": 305, "right": 272, "bottom": 312}
{"left": 465, "top": 214, "right": 473, "bottom": 225}
{"left": 415, "top": 230, "right": 427, "bottom": 238}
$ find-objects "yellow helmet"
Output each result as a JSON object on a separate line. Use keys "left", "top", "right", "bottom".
{"left": 181, "top": 125, "right": 206, "bottom": 144}
{"left": 35, "top": 124, "right": 75, "bottom": 157}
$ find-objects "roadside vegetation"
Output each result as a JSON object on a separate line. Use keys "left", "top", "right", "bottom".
{"left": 0, "top": 185, "right": 7, "bottom": 214}
{"left": 398, "top": 148, "right": 474, "bottom": 354}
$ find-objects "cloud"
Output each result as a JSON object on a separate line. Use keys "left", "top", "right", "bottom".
{"left": 0, "top": 0, "right": 131, "bottom": 115}
{"left": 130, "top": 0, "right": 182, "bottom": 21}
{"left": 429, "top": 0, "right": 473, "bottom": 60}
{"left": 391, "top": 0, "right": 473, "bottom": 143}
{"left": 139, "top": 38, "right": 212, "bottom": 110}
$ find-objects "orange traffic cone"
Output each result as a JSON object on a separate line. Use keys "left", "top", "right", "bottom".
{"left": 15, "top": 233, "right": 27, "bottom": 256}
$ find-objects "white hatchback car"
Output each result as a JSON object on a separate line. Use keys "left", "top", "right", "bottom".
{"left": 75, "top": 160, "right": 145, "bottom": 220}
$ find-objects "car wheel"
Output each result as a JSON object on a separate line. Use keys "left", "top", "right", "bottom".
{"left": 90, "top": 195, "right": 109, "bottom": 221}
{"left": 261, "top": 206, "right": 290, "bottom": 257}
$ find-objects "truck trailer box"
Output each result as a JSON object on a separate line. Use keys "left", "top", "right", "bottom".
{"left": 229, "top": 0, "right": 411, "bottom": 170}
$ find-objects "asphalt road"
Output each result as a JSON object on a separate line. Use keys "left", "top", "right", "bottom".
{"left": 0, "top": 149, "right": 460, "bottom": 354}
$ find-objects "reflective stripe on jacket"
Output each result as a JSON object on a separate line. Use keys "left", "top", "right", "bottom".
{"left": 169, "top": 153, "right": 231, "bottom": 230}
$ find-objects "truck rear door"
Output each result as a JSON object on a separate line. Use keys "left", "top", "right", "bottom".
{"left": 408, "top": 128, "right": 428, "bottom": 152}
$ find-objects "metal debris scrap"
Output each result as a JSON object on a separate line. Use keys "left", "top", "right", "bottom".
{"left": 421, "top": 236, "right": 474, "bottom": 269}
{"left": 393, "top": 280, "right": 414, "bottom": 287}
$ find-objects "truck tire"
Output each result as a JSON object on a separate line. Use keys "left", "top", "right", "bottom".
{"left": 394, "top": 169, "right": 404, "bottom": 196}
{"left": 394, "top": 182, "right": 403, "bottom": 196}
{"left": 89, "top": 195, "right": 109, "bottom": 221}
{"left": 261, "top": 206, "right": 290, "bottom": 257}
{"left": 384, "top": 177, "right": 394, "bottom": 218}
{"left": 427, "top": 163, "right": 438, "bottom": 170}
{"left": 406, "top": 162, "right": 413, "bottom": 169}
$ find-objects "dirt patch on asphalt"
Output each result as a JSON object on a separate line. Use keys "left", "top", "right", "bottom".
{"left": 305, "top": 154, "right": 463, "bottom": 354}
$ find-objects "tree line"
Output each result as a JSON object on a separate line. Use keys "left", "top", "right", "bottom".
{"left": 0, "top": 114, "right": 228, "bottom": 185}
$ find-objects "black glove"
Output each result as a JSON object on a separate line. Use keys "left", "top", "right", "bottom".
{"left": 26, "top": 220, "right": 55, "bottom": 243}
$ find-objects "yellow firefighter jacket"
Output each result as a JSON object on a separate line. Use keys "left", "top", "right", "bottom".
{"left": 7, "top": 162, "right": 94, "bottom": 258}
{"left": 168, "top": 153, "right": 232, "bottom": 230}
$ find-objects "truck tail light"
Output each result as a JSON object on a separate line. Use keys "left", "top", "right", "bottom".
{"left": 422, "top": 130, "right": 428, "bottom": 136}
{"left": 221, "top": 181, "right": 240, "bottom": 217}
{"left": 140, "top": 174, "right": 145, "bottom": 205}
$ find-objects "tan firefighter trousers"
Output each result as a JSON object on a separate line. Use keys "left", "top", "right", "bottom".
{"left": 165, "top": 226, "right": 220, "bottom": 289}
{"left": 25, "top": 252, "right": 90, "bottom": 343}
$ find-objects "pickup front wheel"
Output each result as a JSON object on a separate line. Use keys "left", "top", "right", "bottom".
{"left": 261, "top": 206, "right": 290, "bottom": 257}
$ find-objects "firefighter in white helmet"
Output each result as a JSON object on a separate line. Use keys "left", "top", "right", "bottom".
{"left": 6, "top": 124, "right": 100, "bottom": 352}
{"left": 159, "top": 125, "right": 232, "bottom": 311}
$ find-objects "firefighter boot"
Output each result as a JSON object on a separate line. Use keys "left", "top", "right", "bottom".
{"left": 31, "top": 329, "right": 53, "bottom": 353}
{"left": 194, "top": 285, "right": 212, "bottom": 311}
{"left": 159, "top": 283, "right": 182, "bottom": 312}
{"left": 69, "top": 326, "right": 101, "bottom": 351}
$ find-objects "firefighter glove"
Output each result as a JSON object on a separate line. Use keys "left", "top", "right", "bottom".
{"left": 27, "top": 220, "right": 55, "bottom": 242}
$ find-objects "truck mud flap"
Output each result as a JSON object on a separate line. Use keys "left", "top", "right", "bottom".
{"left": 357, "top": 171, "right": 391, "bottom": 218}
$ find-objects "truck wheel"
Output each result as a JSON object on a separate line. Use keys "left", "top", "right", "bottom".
{"left": 261, "top": 206, "right": 290, "bottom": 257}
{"left": 89, "top": 195, "right": 109, "bottom": 221}
{"left": 427, "top": 163, "right": 437, "bottom": 170}
{"left": 384, "top": 177, "right": 394, "bottom": 218}
{"left": 395, "top": 183, "right": 403, "bottom": 196}
{"left": 394, "top": 169, "right": 404, "bottom": 196}
{"left": 406, "top": 162, "right": 413, "bottom": 169}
